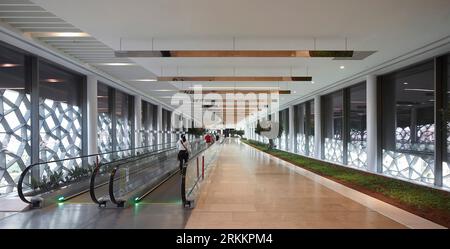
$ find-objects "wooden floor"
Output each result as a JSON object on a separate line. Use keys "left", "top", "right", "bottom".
{"left": 185, "top": 139, "right": 406, "bottom": 229}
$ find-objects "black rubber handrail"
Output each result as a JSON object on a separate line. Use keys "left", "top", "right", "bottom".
{"left": 18, "top": 141, "right": 178, "bottom": 204}
{"left": 90, "top": 145, "right": 177, "bottom": 205}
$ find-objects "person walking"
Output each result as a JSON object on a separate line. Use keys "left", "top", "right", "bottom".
{"left": 177, "top": 134, "right": 191, "bottom": 171}
{"left": 204, "top": 133, "right": 212, "bottom": 144}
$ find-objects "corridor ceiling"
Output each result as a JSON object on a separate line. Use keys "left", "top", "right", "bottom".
{"left": 2, "top": 0, "right": 450, "bottom": 125}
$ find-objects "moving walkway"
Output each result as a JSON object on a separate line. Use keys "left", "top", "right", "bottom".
{"left": 16, "top": 137, "right": 223, "bottom": 211}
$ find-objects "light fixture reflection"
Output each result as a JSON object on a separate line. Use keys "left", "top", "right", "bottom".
{"left": 0, "top": 63, "right": 20, "bottom": 68}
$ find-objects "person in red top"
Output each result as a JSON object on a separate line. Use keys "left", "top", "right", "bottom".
{"left": 204, "top": 133, "right": 212, "bottom": 143}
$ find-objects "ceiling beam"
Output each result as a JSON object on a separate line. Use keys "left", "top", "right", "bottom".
{"left": 115, "top": 50, "right": 354, "bottom": 58}
{"left": 158, "top": 76, "right": 312, "bottom": 82}
{"left": 181, "top": 90, "right": 290, "bottom": 94}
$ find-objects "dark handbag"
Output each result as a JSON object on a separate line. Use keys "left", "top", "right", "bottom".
{"left": 179, "top": 140, "right": 189, "bottom": 160}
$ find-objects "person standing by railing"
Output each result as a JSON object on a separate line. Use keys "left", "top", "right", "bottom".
{"left": 177, "top": 134, "right": 191, "bottom": 171}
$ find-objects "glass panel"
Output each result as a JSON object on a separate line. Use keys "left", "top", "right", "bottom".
{"left": 115, "top": 90, "right": 131, "bottom": 158}
{"left": 279, "top": 109, "right": 288, "bottom": 150}
{"left": 348, "top": 83, "right": 368, "bottom": 169}
{"left": 141, "top": 100, "right": 150, "bottom": 147}
{"left": 97, "top": 82, "right": 112, "bottom": 162}
{"left": 444, "top": 55, "right": 450, "bottom": 188}
{"left": 38, "top": 61, "right": 83, "bottom": 170}
{"left": 308, "top": 100, "right": 315, "bottom": 157}
{"left": 0, "top": 44, "right": 30, "bottom": 195}
{"left": 296, "top": 103, "right": 307, "bottom": 155}
{"left": 381, "top": 60, "right": 435, "bottom": 185}
{"left": 323, "top": 91, "right": 343, "bottom": 163}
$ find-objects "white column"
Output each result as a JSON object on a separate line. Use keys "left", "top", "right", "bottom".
{"left": 157, "top": 105, "right": 163, "bottom": 146}
{"left": 314, "top": 95, "right": 321, "bottom": 159}
{"left": 274, "top": 110, "right": 279, "bottom": 122}
{"left": 86, "top": 75, "right": 98, "bottom": 161}
{"left": 366, "top": 75, "right": 378, "bottom": 173}
{"left": 289, "top": 105, "right": 295, "bottom": 152}
{"left": 134, "top": 95, "right": 142, "bottom": 148}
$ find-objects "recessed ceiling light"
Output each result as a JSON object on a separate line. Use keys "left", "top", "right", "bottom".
{"left": 311, "top": 81, "right": 315, "bottom": 84}
{"left": 403, "top": 82, "right": 408, "bottom": 85}
{"left": 43, "top": 78, "right": 64, "bottom": 83}
{"left": 0, "top": 63, "right": 20, "bottom": 68}
{"left": 25, "top": 32, "right": 90, "bottom": 37}
{"left": 340, "top": 65, "right": 345, "bottom": 69}
{"left": 95, "top": 63, "right": 135, "bottom": 66}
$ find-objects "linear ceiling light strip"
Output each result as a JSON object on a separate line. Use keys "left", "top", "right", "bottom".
{"left": 157, "top": 76, "right": 312, "bottom": 81}
{"left": 115, "top": 50, "right": 354, "bottom": 58}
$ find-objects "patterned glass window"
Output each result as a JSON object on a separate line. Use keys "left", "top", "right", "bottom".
{"left": 97, "top": 82, "right": 112, "bottom": 162}
{"left": 322, "top": 91, "right": 344, "bottom": 163}
{"left": 144, "top": 100, "right": 158, "bottom": 147}
{"left": 348, "top": 83, "right": 368, "bottom": 169}
{"left": 0, "top": 44, "right": 30, "bottom": 195}
{"left": 295, "top": 103, "right": 307, "bottom": 155}
{"left": 444, "top": 55, "right": 450, "bottom": 188}
{"left": 162, "top": 108, "right": 172, "bottom": 147}
{"left": 308, "top": 100, "right": 315, "bottom": 157}
{"left": 141, "top": 100, "right": 155, "bottom": 147}
{"left": 115, "top": 90, "right": 131, "bottom": 157}
{"left": 380, "top": 60, "right": 435, "bottom": 185}
{"left": 279, "top": 109, "right": 289, "bottom": 151}
{"left": 294, "top": 100, "right": 314, "bottom": 157}
{"left": 38, "top": 61, "right": 83, "bottom": 169}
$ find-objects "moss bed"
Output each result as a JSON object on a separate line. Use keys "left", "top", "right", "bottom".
{"left": 242, "top": 139, "right": 450, "bottom": 228}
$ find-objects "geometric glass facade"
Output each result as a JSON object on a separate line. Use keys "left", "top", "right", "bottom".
{"left": 380, "top": 60, "right": 435, "bottom": 186}
{"left": 294, "top": 99, "right": 314, "bottom": 157}
{"left": 97, "top": 82, "right": 112, "bottom": 162}
{"left": 347, "top": 83, "right": 368, "bottom": 169}
{"left": 442, "top": 55, "right": 450, "bottom": 188}
{"left": 322, "top": 90, "right": 344, "bottom": 164}
{"left": 97, "top": 84, "right": 134, "bottom": 160}
{"left": 38, "top": 61, "right": 83, "bottom": 170}
{"left": 446, "top": 55, "right": 450, "bottom": 188}
{"left": 115, "top": 90, "right": 132, "bottom": 158}
{"left": 0, "top": 44, "right": 30, "bottom": 195}
{"left": 161, "top": 108, "right": 172, "bottom": 146}
{"left": 308, "top": 100, "right": 315, "bottom": 157}
{"left": 294, "top": 103, "right": 307, "bottom": 155}
{"left": 141, "top": 100, "right": 157, "bottom": 147}
{"left": 279, "top": 108, "right": 289, "bottom": 151}
{"left": 264, "top": 54, "right": 450, "bottom": 191}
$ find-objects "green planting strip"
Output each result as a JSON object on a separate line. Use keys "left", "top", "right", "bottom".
{"left": 241, "top": 139, "right": 450, "bottom": 228}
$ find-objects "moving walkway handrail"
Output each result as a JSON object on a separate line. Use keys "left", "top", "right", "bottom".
{"left": 108, "top": 139, "right": 206, "bottom": 206}
{"left": 89, "top": 144, "right": 179, "bottom": 205}
{"left": 96, "top": 145, "right": 177, "bottom": 205}
{"left": 182, "top": 138, "right": 225, "bottom": 206}
{"left": 17, "top": 141, "right": 178, "bottom": 204}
